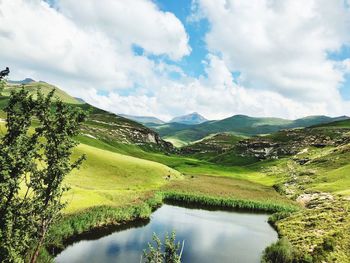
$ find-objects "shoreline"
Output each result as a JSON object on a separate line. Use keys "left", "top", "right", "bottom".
{"left": 42, "top": 191, "right": 299, "bottom": 262}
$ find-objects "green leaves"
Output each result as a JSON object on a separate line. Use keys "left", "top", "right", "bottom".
{"left": 0, "top": 79, "right": 5, "bottom": 96}
{"left": 143, "top": 231, "right": 183, "bottom": 263}
{"left": 0, "top": 87, "right": 86, "bottom": 262}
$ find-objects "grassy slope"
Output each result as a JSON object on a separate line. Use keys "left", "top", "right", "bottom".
{"left": 272, "top": 198, "right": 350, "bottom": 262}
{"left": 0, "top": 82, "right": 288, "bottom": 213}
{"left": 0, "top": 122, "right": 182, "bottom": 213}
{"left": 179, "top": 133, "right": 259, "bottom": 166}
{"left": 254, "top": 123, "right": 350, "bottom": 261}
{"left": 4, "top": 82, "right": 82, "bottom": 104}
{"left": 64, "top": 143, "right": 182, "bottom": 213}
{"left": 77, "top": 133, "right": 277, "bottom": 186}
{"left": 312, "top": 118, "right": 350, "bottom": 128}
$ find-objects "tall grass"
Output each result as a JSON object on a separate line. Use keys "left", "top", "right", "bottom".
{"left": 160, "top": 191, "right": 299, "bottom": 213}
{"left": 41, "top": 194, "right": 163, "bottom": 261}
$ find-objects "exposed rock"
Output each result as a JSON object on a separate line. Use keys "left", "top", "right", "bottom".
{"left": 296, "top": 192, "right": 334, "bottom": 208}
{"left": 235, "top": 128, "right": 350, "bottom": 160}
{"left": 81, "top": 113, "right": 175, "bottom": 153}
{"left": 293, "top": 158, "right": 310, "bottom": 165}
{"left": 236, "top": 140, "right": 281, "bottom": 159}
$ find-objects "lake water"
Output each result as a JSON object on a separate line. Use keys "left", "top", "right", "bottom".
{"left": 55, "top": 204, "right": 277, "bottom": 263}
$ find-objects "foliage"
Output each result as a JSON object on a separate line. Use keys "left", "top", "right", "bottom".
{"left": 262, "top": 238, "right": 297, "bottom": 263}
{"left": 0, "top": 79, "right": 5, "bottom": 96}
{"left": 0, "top": 87, "right": 86, "bottom": 262}
{"left": 143, "top": 232, "right": 183, "bottom": 263}
{"left": 161, "top": 191, "right": 298, "bottom": 213}
{"left": 262, "top": 237, "right": 313, "bottom": 263}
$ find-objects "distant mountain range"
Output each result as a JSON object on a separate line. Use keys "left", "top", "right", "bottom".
{"left": 119, "top": 114, "right": 165, "bottom": 125}
{"left": 169, "top": 112, "right": 207, "bottom": 125}
{"left": 120, "top": 112, "right": 208, "bottom": 125}
{"left": 149, "top": 114, "right": 350, "bottom": 145}
{"left": 8, "top": 78, "right": 35, "bottom": 85}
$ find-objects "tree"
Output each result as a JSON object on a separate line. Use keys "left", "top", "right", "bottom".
{"left": 0, "top": 87, "right": 86, "bottom": 262}
{"left": 0, "top": 78, "right": 5, "bottom": 96}
{"left": 142, "top": 231, "right": 184, "bottom": 263}
{"left": 0, "top": 66, "right": 9, "bottom": 96}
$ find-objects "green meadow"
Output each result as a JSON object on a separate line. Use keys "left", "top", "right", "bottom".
{"left": 3, "top": 83, "right": 350, "bottom": 262}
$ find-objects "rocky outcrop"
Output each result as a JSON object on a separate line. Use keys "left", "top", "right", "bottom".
{"left": 296, "top": 192, "right": 334, "bottom": 208}
{"left": 81, "top": 113, "right": 175, "bottom": 152}
{"left": 235, "top": 140, "right": 281, "bottom": 159}
{"left": 235, "top": 128, "right": 350, "bottom": 160}
{"left": 180, "top": 133, "right": 239, "bottom": 155}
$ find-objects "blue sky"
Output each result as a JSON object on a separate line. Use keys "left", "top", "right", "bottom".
{"left": 155, "top": 0, "right": 209, "bottom": 77}
{"left": 2, "top": 0, "right": 350, "bottom": 120}
{"left": 156, "top": 0, "right": 350, "bottom": 101}
{"left": 328, "top": 45, "right": 350, "bottom": 99}
{"left": 148, "top": 0, "right": 350, "bottom": 103}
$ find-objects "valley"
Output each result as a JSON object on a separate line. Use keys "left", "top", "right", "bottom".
{"left": 1, "top": 81, "right": 350, "bottom": 262}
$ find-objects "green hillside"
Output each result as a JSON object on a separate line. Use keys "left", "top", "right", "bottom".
{"left": 312, "top": 118, "right": 350, "bottom": 128}
{"left": 0, "top": 81, "right": 174, "bottom": 152}
{"left": 4, "top": 81, "right": 82, "bottom": 104}
{"left": 63, "top": 143, "right": 182, "bottom": 213}
{"left": 3, "top": 80, "right": 350, "bottom": 262}
{"left": 0, "top": 82, "right": 288, "bottom": 214}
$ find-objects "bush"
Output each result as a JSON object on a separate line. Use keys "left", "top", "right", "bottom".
{"left": 262, "top": 238, "right": 295, "bottom": 263}
{"left": 142, "top": 231, "right": 184, "bottom": 263}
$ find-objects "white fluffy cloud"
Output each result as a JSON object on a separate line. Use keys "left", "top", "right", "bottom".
{"left": 82, "top": 55, "right": 344, "bottom": 120}
{"left": 195, "top": 0, "right": 350, "bottom": 103}
{"left": 56, "top": 0, "right": 191, "bottom": 60}
{"left": 1, "top": 0, "right": 350, "bottom": 121}
{"left": 0, "top": 0, "right": 189, "bottom": 91}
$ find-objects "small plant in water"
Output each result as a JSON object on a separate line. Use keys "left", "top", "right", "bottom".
{"left": 141, "top": 231, "right": 184, "bottom": 263}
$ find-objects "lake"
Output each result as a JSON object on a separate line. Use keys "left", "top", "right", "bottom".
{"left": 55, "top": 204, "right": 277, "bottom": 263}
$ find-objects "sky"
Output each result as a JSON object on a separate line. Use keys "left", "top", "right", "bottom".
{"left": 1, "top": 0, "right": 350, "bottom": 121}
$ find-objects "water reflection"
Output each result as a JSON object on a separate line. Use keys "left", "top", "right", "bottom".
{"left": 55, "top": 205, "right": 277, "bottom": 263}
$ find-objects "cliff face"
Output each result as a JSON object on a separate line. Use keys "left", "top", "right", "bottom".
{"left": 81, "top": 112, "right": 175, "bottom": 152}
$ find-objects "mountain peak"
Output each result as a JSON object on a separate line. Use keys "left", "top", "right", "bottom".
{"left": 119, "top": 114, "right": 165, "bottom": 125}
{"left": 170, "top": 112, "right": 208, "bottom": 125}
{"left": 8, "top": 78, "right": 35, "bottom": 85}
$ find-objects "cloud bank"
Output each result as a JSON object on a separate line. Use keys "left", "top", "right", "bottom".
{"left": 1, "top": 0, "right": 350, "bottom": 120}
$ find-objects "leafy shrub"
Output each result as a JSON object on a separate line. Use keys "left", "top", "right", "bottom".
{"left": 262, "top": 238, "right": 314, "bottom": 263}
{"left": 142, "top": 231, "right": 184, "bottom": 263}
{"left": 262, "top": 238, "right": 295, "bottom": 263}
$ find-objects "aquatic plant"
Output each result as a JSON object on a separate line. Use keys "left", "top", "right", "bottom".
{"left": 142, "top": 231, "right": 184, "bottom": 263}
